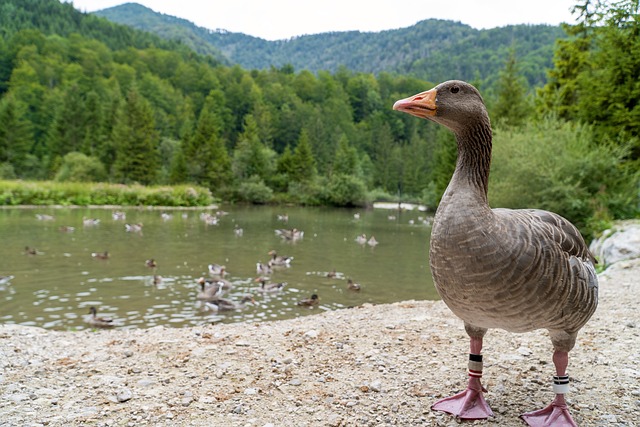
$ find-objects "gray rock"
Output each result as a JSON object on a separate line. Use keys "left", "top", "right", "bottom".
{"left": 590, "top": 222, "right": 640, "bottom": 265}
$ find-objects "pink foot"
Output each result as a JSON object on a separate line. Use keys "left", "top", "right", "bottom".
{"left": 432, "top": 385, "right": 493, "bottom": 420}
{"left": 520, "top": 402, "right": 578, "bottom": 427}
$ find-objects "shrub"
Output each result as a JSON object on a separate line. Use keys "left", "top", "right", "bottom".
{"left": 325, "top": 174, "right": 367, "bottom": 207}
{"left": 489, "top": 117, "right": 639, "bottom": 237}
{"left": 0, "top": 180, "right": 214, "bottom": 207}
{"left": 54, "top": 152, "right": 107, "bottom": 182}
{"left": 236, "top": 176, "right": 273, "bottom": 204}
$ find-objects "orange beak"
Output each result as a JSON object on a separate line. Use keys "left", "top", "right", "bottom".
{"left": 393, "top": 88, "right": 437, "bottom": 119}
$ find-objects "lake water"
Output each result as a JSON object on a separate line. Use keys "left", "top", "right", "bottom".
{"left": 0, "top": 205, "right": 437, "bottom": 330}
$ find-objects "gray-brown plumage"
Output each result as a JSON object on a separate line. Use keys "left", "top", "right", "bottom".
{"left": 393, "top": 80, "right": 598, "bottom": 426}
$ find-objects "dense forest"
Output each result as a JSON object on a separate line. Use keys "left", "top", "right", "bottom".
{"left": 0, "top": 0, "right": 638, "bottom": 237}
{"left": 95, "top": 2, "right": 565, "bottom": 88}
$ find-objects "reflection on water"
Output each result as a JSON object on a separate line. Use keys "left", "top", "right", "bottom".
{"left": 0, "top": 205, "right": 436, "bottom": 330}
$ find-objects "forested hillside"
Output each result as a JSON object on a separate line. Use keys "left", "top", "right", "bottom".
{"left": 0, "top": 0, "right": 637, "bottom": 237}
{"left": 95, "top": 3, "right": 565, "bottom": 88}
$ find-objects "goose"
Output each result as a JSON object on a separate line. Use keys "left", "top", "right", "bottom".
{"left": 297, "top": 293, "right": 319, "bottom": 307}
{"left": 196, "top": 278, "right": 225, "bottom": 301}
{"left": 393, "top": 80, "right": 598, "bottom": 426}
{"left": 85, "top": 306, "right": 115, "bottom": 328}
{"left": 367, "top": 236, "right": 378, "bottom": 247}
{"left": 355, "top": 234, "right": 367, "bottom": 245}
{"left": 208, "top": 264, "right": 227, "bottom": 277}
{"left": 207, "top": 295, "right": 255, "bottom": 312}
{"left": 256, "top": 262, "right": 272, "bottom": 276}
{"left": 268, "top": 250, "right": 293, "bottom": 267}
{"left": 254, "top": 277, "right": 287, "bottom": 292}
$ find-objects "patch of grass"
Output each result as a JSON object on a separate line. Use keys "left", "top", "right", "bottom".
{"left": 0, "top": 180, "right": 215, "bottom": 207}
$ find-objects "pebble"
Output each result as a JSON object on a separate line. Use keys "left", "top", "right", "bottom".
{"left": 116, "top": 388, "right": 133, "bottom": 403}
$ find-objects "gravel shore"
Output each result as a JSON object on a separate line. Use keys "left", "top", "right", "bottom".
{"left": 1, "top": 257, "right": 639, "bottom": 426}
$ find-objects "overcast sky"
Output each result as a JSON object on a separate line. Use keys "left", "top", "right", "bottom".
{"left": 64, "top": 0, "right": 578, "bottom": 41}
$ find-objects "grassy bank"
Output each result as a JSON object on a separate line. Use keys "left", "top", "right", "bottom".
{"left": 0, "top": 180, "right": 214, "bottom": 207}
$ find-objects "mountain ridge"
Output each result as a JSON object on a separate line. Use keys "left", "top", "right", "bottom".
{"left": 94, "top": 2, "right": 566, "bottom": 87}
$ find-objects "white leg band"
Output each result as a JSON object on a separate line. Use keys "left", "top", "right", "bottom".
{"left": 552, "top": 375, "right": 570, "bottom": 394}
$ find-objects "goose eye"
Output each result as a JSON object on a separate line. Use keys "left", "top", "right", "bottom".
{"left": 451, "top": 86, "right": 460, "bottom": 94}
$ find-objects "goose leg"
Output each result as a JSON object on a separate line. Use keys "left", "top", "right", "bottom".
{"left": 432, "top": 331, "right": 493, "bottom": 420}
{"left": 520, "top": 350, "right": 578, "bottom": 427}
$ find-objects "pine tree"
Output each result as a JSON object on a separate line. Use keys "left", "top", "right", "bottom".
{"left": 184, "top": 91, "right": 231, "bottom": 189}
{"left": 232, "top": 114, "right": 275, "bottom": 181}
{"left": 0, "top": 95, "right": 32, "bottom": 175}
{"left": 290, "top": 129, "right": 317, "bottom": 183}
{"left": 493, "top": 48, "right": 530, "bottom": 128}
{"left": 112, "top": 88, "right": 159, "bottom": 185}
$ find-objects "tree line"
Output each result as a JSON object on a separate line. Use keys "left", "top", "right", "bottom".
{"left": 0, "top": 0, "right": 638, "bottom": 237}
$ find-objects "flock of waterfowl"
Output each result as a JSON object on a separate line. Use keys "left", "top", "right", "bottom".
{"left": 5, "top": 208, "right": 383, "bottom": 329}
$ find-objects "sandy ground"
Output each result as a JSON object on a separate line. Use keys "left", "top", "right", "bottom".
{"left": 1, "top": 257, "right": 639, "bottom": 426}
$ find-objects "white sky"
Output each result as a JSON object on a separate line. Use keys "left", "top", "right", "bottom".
{"left": 64, "top": 0, "right": 579, "bottom": 41}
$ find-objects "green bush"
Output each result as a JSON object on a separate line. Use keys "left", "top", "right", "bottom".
{"left": 489, "top": 117, "right": 639, "bottom": 237}
{"left": 235, "top": 177, "right": 274, "bottom": 204}
{"left": 54, "top": 152, "right": 107, "bottom": 182}
{"left": 325, "top": 174, "right": 367, "bottom": 207}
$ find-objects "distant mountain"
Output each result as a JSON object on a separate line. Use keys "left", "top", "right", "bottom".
{"left": 94, "top": 3, "right": 566, "bottom": 87}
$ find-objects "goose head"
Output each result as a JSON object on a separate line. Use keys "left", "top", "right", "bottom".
{"left": 393, "top": 80, "right": 490, "bottom": 137}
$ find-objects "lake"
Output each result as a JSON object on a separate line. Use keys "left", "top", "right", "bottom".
{"left": 0, "top": 205, "right": 437, "bottom": 330}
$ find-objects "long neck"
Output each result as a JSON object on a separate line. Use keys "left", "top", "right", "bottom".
{"left": 451, "top": 121, "right": 492, "bottom": 201}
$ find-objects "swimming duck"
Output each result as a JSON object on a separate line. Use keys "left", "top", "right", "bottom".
{"left": 85, "top": 306, "right": 115, "bottom": 328}
{"left": 256, "top": 262, "right": 273, "bottom": 276}
{"left": 347, "top": 278, "right": 361, "bottom": 291}
{"left": 297, "top": 294, "right": 319, "bottom": 307}
{"left": 125, "top": 223, "right": 143, "bottom": 233}
{"left": 394, "top": 80, "right": 598, "bottom": 425}
{"left": 58, "top": 225, "right": 75, "bottom": 232}
{"left": 268, "top": 250, "right": 293, "bottom": 267}
{"left": 83, "top": 217, "right": 100, "bottom": 226}
{"left": 277, "top": 213, "right": 289, "bottom": 222}
{"left": 24, "top": 246, "right": 42, "bottom": 256}
{"left": 91, "top": 251, "right": 109, "bottom": 260}
{"left": 254, "top": 277, "right": 287, "bottom": 292}
{"left": 275, "top": 228, "right": 304, "bottom": 241}
{"left": 112, "top": 211, "right": 126, "bottom": 220}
